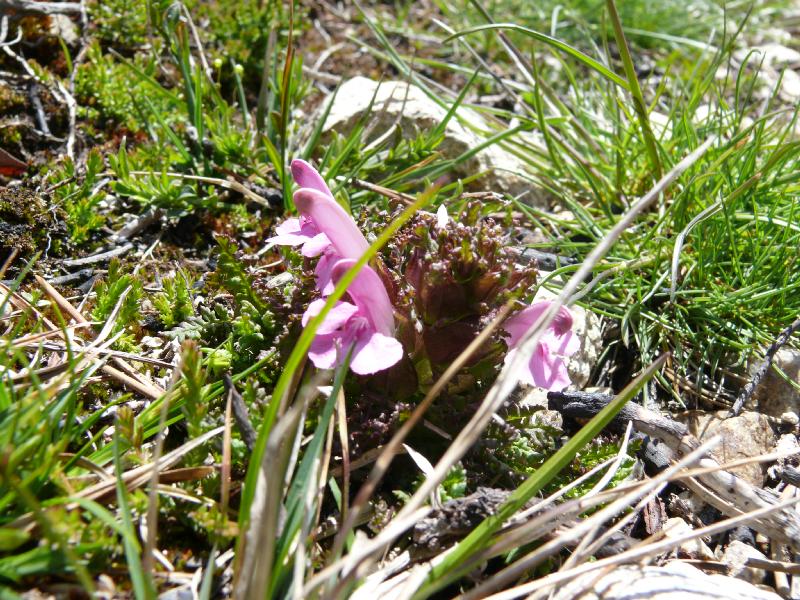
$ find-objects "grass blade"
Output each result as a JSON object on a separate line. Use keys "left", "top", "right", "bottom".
{"left": 604, "top": 0, "right": 663, "bottom": 179}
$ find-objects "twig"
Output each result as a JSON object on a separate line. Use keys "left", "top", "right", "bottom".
{"left": 46, "top": 268, "right": 95, "bottom": 285}
{"left": 0, "top": 0, "right": 83, "bottom": 13}
{"left": 776, "top": 465, "right": 800, "bottom": 488}
{"left": 729, "top": 315, "right": 800, "bottom": 416}
{"left": 28, "top": 82, "right": 52, "bottom": 137}
{"left": 509, "top": 247, "right": 578, "bottom": 270}
{"left": 61, "top": 243, "right": 134, "bottom": 267}
{"left": 351, "top": 178, "right": 416, "bottom": 206}
{"left": 746, "top": 555, "right": 800, "bottom": 575}
{"left": 110, "top": 209, "right": 164, "bottom": 242}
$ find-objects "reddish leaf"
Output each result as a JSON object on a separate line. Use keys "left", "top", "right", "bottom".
{"left": 0, "top": 148, "right": 27, "bottom": 176}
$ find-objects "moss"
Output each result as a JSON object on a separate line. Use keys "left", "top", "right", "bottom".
{"left": 0, "top": 187, "right": 62, "bottom": 260}
{"left": 0, "top": 83, "right": 25, "bottom": 114}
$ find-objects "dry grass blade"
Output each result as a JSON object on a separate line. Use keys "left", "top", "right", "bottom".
{"left": 458, "top": 437, "right": 722, "bottom": 600}
{"left": 34, "top": 274, "right": 166, "bottom": 399}
{"left": 483, "top": 493, "right": 800, "bottom": 600}
{"left": 143, "top": 352, "right": 176, "bottom": 578}
{"left": 123, "top": 170, "right": 272, "bottom": 207}
{"left": 2, "top": 323, "right": 94, "bottom": 349}
{"left": 234, "top": 388, "right": 311, "bottom": 599}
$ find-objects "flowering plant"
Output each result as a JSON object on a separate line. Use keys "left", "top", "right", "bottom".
{"left": 269, "top": 159, "right": 403, "bottom": 374}
{"left": 268, "top": 160, "right": 577, "bottom": 396}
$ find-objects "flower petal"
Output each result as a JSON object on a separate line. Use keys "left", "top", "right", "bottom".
{"left": 528, "top": 344, "right": 571, "bottom": 391}
{"left": 302, "top": 298, "right": 359, "bottom": 334}
{"left": 550, "top": 305, "right": 575, "bottom": 337}
{"left": 291, "top": 159, "right": 334, "bottom": 198}
{"left": 274, "top": 217, "right": 302, "bottom": 236}
{"left": 293, "top": 188, "right": 369, "bottom": 260}
{"left": 314, "top": 251, "right": 339, "bottom": 296}
{"left": 503, "top": 301, "right": 552, "bottom": 347}
{"left": 330, "top": 259, "right": 395, "bottom": 336}
{"left": 301, "top": 232, "right": 332, "bottom": 257}
{"left": 349, "top": 331, "right": 404, "bottom": 375}
{"left": 267, "top": 218, "right": 306, "bottom": 246}
{"left": 503, "top": 347, "right": 535, "bottom": 387}
{"left": 308, "top": 333, "right": 340, "bottom": 370}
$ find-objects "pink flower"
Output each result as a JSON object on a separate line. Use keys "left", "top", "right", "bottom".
{"left": 293, "top": 188, "right": 368, "bottom": 260}
{"left": 503, "top": 301, "right": 579, "bottom": 391}
{"left": 302, "top": 259, "right": 403, "bottom": 375}
{"left": 290, "top": 158, "right": 334, "bottom": 197}
{"left": 267, "top": 159, "right": 369, "bottom": 293}
{"left": 267, "top": 216, "right": 331, "bottom": 257}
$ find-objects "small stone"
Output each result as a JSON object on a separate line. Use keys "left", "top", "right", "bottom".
{"left": 780, "top": 411, "right": 799, "bottom": 427}
{"left": 140, "top": 335, "right": 163, "bottom": 349}
{"left": 662, "top": 517, "right": 715, "bottom": 560}
{"left": 676, "top": 411, "right": 776, "bottom": 486}
{"left": 768, "top": 433, "right": 800, "bottom": 481}
{"left": 775, "top": 433, "right": 799, "bottom": 460}
{"left": 728, "top": 526, "right": 757, "bottom": 548}
{"left": 668, "top": 491, "right": 706, "bottom": 525}
{"left": 753, "top": 348, "right": 800, "bottom": 418}
{"left": 722, "top": 540, "right": 769, "bottom": 585}
{"left": 779, "top": 69, "right": 800, "bottom": 102}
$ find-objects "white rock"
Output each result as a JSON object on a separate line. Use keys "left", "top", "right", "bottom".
{"left": 721, "top": 540, "right": 769, "bottom": 585}
{"left": 552, "top": 560, "right": 780, "bottom": 600}
{"left": 753, "top": 348, "right": 800, "bottom": 418}
{"left": 778, "top": 69, "right": 800, "bottom": 102}
{"left": 319, "top": 77, "right": 548, "bottom": 205}
{"left": 775, "top": 432, "right": 800, "bottom": 454}
{"left": 662, "top": 517, "right": 715, "bottom": 560}
{"left": 676, "top": 410, "right": 776, "bottom": 486}
{"left": 140, "top": 335, "right": 163, "bottom": 349}
{"left": 533, "top": 288, "right": 603, "bottom": 389}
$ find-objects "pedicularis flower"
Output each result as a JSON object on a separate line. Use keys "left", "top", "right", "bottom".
{"left": 267, "top": 159, "right": 369, "bottom": 294}
{"left": 269, "top": 160, "right": 402, "bottom": 374}
{"left": 302, "top": 259, "right": 404, "bottom": 374}
{"left": 502, "top": 301, "right": 578, "bottom": 391}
